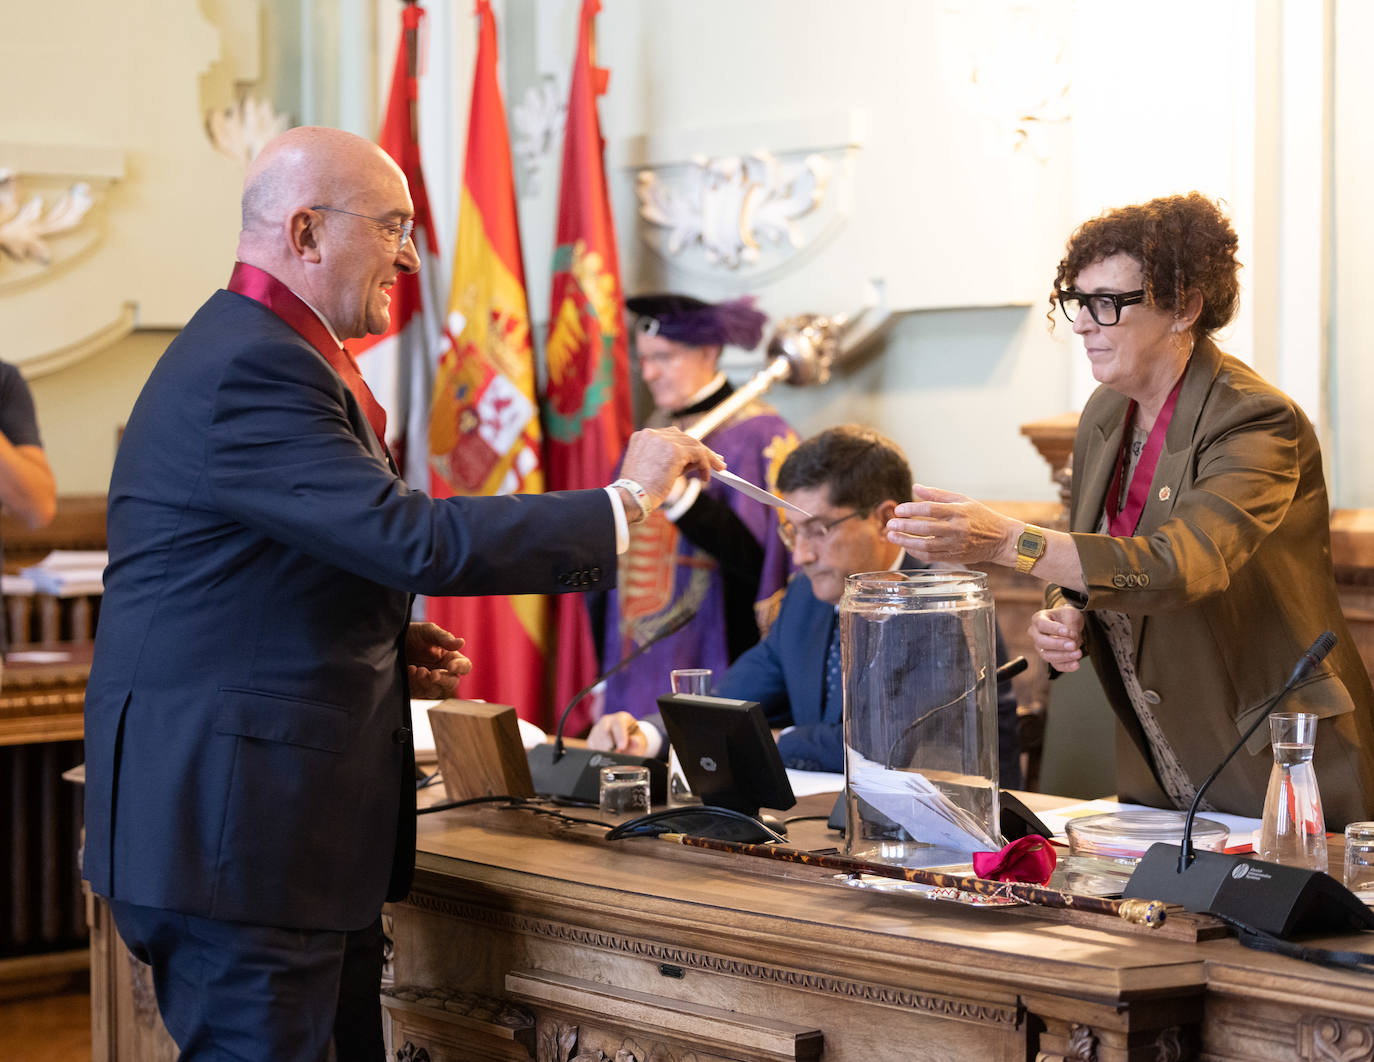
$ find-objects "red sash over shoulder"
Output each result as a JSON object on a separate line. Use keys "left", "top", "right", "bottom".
{"left": 227, "top": 262, "right": 388, "bottom": 449}
{"left": 1105, "top": 373, "right": 1184, "bottom": 537}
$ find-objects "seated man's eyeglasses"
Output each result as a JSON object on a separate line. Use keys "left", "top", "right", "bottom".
{"left": 1056, "top": 288, "right": 1145, "bottom": 327}
{"left": 311, "top": 205, "right": 415, "bottom": 252}
{"left": 778, "top": 509, "right": 868, "bottom": 550}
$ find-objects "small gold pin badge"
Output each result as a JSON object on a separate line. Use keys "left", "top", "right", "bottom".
{"left": 1158, "top": 486, "right": 1171, "bottom": 502}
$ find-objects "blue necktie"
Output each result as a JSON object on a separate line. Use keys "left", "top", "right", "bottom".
{"left": 822, "top": 617, "right": 843, "bottom": 722}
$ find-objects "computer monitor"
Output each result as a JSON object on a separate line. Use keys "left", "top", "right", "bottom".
{"left": 655, "top": 693, "right": 796, "bottom": 818}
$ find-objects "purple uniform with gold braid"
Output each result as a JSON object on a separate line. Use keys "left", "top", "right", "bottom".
{"left": 601, "top": 383, "right": 797, "bottom": 718}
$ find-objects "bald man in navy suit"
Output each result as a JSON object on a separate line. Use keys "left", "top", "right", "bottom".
{"left": 82, "top": 126, "right": 720, "bottom": 1061}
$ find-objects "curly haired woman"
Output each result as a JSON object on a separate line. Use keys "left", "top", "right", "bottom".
{"left": 886, "top": 193, "right": 1374, "bottom": 826}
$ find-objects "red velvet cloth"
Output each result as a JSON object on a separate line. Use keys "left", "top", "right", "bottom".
{"left": 972, "top": 836, "right": 1057, "bottom": 885}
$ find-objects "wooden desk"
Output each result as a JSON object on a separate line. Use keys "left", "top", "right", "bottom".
{"left": 387, "top": 799, "right": 1374, "bottom": 1062}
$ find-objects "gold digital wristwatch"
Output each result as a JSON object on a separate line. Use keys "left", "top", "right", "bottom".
{"left": 1015, "top": 524, "right": 1047, "bottom": 574}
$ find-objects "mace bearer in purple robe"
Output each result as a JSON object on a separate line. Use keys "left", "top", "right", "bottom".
{"left": 594, "top": 293, "right": 801, "bottom": 722}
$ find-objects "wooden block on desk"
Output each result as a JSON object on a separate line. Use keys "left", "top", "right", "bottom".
{"left": 428, "top": 700, "right": 535, "bottom": 802}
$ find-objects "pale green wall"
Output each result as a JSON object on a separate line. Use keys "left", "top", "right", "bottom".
{"left": 763, "top": 306, "right": 1072, "bottom": 505}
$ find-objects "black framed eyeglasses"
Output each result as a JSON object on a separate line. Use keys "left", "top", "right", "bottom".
{"left": 311, "top": 205, "right": 415, "bottom": 252}
{"left": 777, "top": 508, "right": 869, "bottom": 551}
{"left": 1057, "top": 288, "right": 1145, "bottom": 326}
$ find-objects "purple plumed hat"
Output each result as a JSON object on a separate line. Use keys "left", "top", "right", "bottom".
{"left": 626, "top": 293, "right": 768, "bottom": 350}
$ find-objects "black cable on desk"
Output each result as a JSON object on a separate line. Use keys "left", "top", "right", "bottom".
{"left": 416, "top": 793, "right": 618, "bottom": 831}
{"left": 417, "top": 793, "right": 521, "bottom": 815}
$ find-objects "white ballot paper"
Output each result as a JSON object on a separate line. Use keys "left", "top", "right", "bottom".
{"left": 846, "top": 747, "right": 1000, "bottom": 855}
{"left": 712, "top": 468, "right": 813, "bottom": 518}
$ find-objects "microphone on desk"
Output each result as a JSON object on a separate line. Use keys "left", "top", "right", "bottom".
{"left": 1175, "top": 631, "right": 1336, "bottom": 873}
{"left": 1123, "top": 630, "right": 1374, "bottom": 939}
{"left": 527, "top": 605, "right": 697, "bottom": 804}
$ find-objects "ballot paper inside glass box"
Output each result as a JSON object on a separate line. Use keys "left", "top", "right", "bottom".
{"left": 841, "top": 570, "right": 1001, "bottom": 871}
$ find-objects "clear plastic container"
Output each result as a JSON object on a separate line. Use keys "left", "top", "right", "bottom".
{"left": 1066, "top": 809, "right": 1229, "bottom": 865}
{"left": 841, "top": 569, "right": 1000, "bottom": 869}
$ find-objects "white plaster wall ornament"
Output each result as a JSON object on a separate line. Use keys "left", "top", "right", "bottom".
{"left": 636, "top": 150, "right": 832, "bottom": 272}
{"left": 205, "top": 96, "right": 291, "bottom": 167}
{"left": 0, "top": 170, "right": 94, "bottom": 267}
{"left": 940, "top": 0, "right": 1071, "bottom": 161}
{"left": 511, "top": 74, "right": 564, "bottom": 195}
{"left": 5, "top": 3, "right": 242, "bottom": 388}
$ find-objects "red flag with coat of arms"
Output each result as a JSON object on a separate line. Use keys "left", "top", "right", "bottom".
{"left": 352, "top": 1, "right": 445, "bottom": 490}
{"left": 541, "top": 0, "right": 634, "bottom": 734}
{"left": 426, "top": 0, "right": 549, "bottom": 722}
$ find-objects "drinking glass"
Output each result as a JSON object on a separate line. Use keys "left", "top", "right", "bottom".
{"left": 1344, "top": 821, "right": 1374, "bottom": 903}
{"left": 667, "top": 669, "right": 712, "bottom": 802}
{"left": 599, "top": 765, "right": 650, "bottom": 815}
{"left": 669, "top": 669, "right": 712, "bottom": 696}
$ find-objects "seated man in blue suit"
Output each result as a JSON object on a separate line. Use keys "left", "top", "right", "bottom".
{"left": 589, "top": 425, "right": 1023, "bottom": 786}
{"left": 82, "top": 126, "right": 720, "bottom": 1062}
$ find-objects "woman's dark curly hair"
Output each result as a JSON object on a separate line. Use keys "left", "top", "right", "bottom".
{"left": 1049, "top": 192, "right": 1241, "bottom": 338}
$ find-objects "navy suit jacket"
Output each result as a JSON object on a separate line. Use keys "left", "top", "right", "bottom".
{"left": 84, "top": 290, "right": 616, "bottom": 932}
{"left": 717, "top": 556, "right": 1023, "bottom": 786}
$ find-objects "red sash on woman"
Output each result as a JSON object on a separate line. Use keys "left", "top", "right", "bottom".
{"left": 1105, "top": 373, "right": 1185, "bottom": 537}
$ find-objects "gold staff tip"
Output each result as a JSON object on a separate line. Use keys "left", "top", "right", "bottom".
{"left": 1117, "top": 898, "right": 1168, "bottom": 928}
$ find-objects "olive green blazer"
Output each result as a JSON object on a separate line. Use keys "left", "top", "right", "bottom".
{"left": 1050, "top": 338, "right": 1374, "bottom": 828}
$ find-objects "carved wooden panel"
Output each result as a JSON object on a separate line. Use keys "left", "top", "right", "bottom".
{"left": 1198, "top": 990, "right": 1374, "bottom": 1061}
{"left": 396, "top": 878, "right": 1029, "bottom": 1061}
{"left": 1035, "top": 1022, "right": 1099, "bottom": 1062}
{"left": 509, "top": 969, "right": 821, "bottom": 1062}
{"left": 1035, "top": 1019, "right": 1193, "bottom": 1062}
{"left": 533, "top": 1015, "right": 724, "bottom": 1062}
{"left": 404, "top": 890, "right": 1021, "bottom": 1030}
{"left": 381, "top": 983, "right": 534, "bottom": 1062}
{"left": 1298, "top": 1015, "right": 1374, "bottom": 1062}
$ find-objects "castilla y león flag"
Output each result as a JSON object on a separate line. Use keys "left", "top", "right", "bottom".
{"left": 352, "top": 1, "right": 444, "bottom": 491}
{"left": 541, "top": 0, "right": 634, "bottom": 734}
{"left": 426, "top": 0, "right": 549, "bottom": 722}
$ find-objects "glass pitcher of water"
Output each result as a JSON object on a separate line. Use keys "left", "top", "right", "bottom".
{"left": 1257, "top": 711, "right": 1328, "bottom": 871}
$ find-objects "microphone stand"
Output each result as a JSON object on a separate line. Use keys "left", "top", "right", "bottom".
{"left": 528, "top": 605, "right": 697, "bottom": 804}
{"left": 1177, "top": 631, "right": 1336, "bottom": 872}
{"left": 1123, "top": 631, "right": 1374, "bottom": 939}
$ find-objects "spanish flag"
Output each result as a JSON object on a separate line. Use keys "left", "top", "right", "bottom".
{"left": 541, "top": 0, "right": 634, "bottom": 734}
{"left": 427, "top": 0, "right": 548, "bottom": 722}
